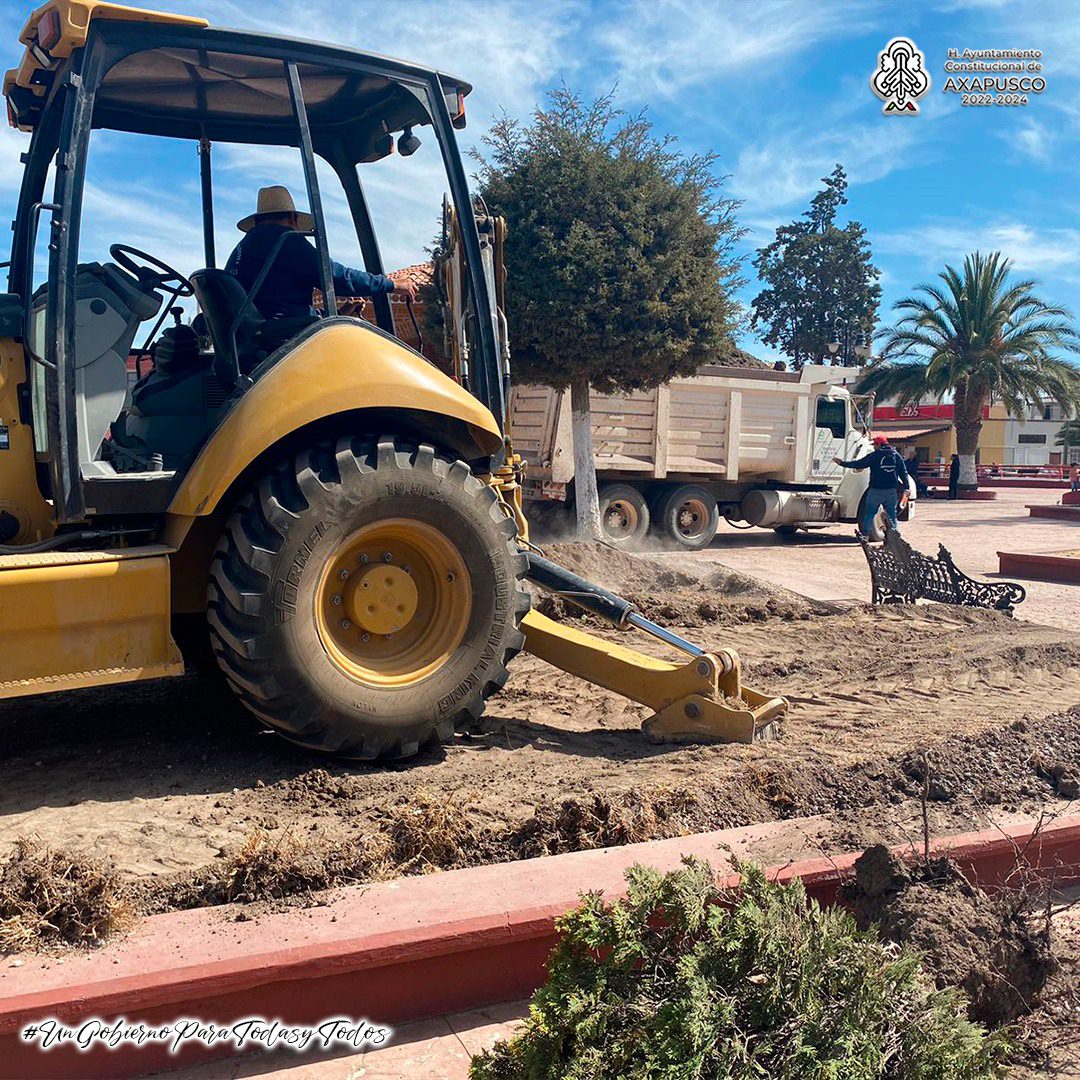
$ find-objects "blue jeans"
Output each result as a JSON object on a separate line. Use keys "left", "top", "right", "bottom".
{"left": 861, "top": 487, "right": 899, "bottom": 536}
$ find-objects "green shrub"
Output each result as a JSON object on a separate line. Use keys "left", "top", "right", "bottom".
{"left": 470, "top": 859, "right": 1010, "bottom": 1080}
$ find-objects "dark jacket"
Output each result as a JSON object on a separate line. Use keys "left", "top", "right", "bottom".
{"left": 226, "top": 224, "right": 395, "bottom": 319}
{"left": 839, "top": 445, "right": 910, "bottom": 490}
{"left": 949, "top": 456, "right": 961, "bottom": 481}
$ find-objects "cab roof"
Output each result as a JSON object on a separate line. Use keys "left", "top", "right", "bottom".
{"left": 6, "top": 1, "right": 205, "bottom": 125}
{"left": 5, "top": 0, "right": 470, "bottom": 153}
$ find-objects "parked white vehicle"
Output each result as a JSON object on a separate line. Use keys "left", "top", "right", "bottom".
{"left": 511, "top": 364, "right": 916, "bottom": 548}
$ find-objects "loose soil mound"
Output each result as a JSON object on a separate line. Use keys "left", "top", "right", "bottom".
{"left": 851, "top": 845, "right": 1053, "bottom": 1026}
{"left": 1012, "top": 886, "right": 1080, "bottom": 1078}
{"left": 128, "top": 707, "right": 1080, "bottom": 918}
{"left": 535, "top": 542, "right": 834, "bottom": 625}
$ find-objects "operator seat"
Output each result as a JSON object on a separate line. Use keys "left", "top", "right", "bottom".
{"left": 189, "top": 269, "right": 262, "bottom": 386}
{"left": 190, "top": 269, "right": 318, "bottom": 385}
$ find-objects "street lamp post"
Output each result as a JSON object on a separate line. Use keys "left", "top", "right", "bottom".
{"left": 827, "top": 320, "right": 871, "bottom": 365}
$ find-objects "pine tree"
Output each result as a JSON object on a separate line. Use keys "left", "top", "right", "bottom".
{"left": 475, "top": 90, "right": 743, "bottom": 537}
{"left": 751, "top": 165, "right": 881, "bottom": 369}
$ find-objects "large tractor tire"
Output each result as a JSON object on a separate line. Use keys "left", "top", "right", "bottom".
{"left": 654, "top": 484, "right": 719, "bottom": 551}
{"left": 207, "top": 436, "right": 530, "bottom": 760}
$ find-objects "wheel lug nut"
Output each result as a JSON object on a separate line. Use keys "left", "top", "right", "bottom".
{"left": 381, "top": 551, "right": 393, "bottom": 563}
{"left": 359, "top": 553, "right": 369, "bottom": 564}
{"left": 402, "top": 564, "right": 411, "bottom": 574}
{"left": 331, "top": 594, "right": 343, "bottom": 606}
{"left": 360, "top": 632, "right": 370, "bottom": 642}
{"left": 339, "top": 568, "right": 350, "bottom": 580}
{"left": 446, "top": 572, "right": 455, "bottom": 582}
{"left": 339, "top": 618, "right": 351, "bottom": 630}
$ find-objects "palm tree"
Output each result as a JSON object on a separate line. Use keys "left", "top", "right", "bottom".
{"left": 859, "top": 252, "right": 1080, "bottom": 489}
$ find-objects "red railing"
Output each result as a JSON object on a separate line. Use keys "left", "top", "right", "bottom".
{"left": 920, "top": 463, "right": 1074, "bottom": 482}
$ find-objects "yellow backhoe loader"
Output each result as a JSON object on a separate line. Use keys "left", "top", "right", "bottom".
{"left": 0, "top": 0, "right": 786, "bottom": 759}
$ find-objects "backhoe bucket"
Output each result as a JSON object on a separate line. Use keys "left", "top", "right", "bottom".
{"left": 640, "top": 647, "right": 787, "bottom": 745}
{"left": 521, "top": 549, "right": 788, "bottom": 745}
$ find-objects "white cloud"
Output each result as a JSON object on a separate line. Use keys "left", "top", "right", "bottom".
{"left": 0, "top": 125, "right": 30, "bottom": 193}
{"left": 878, "top": 219, "right": 1080, "bottom": 281}
{"left": 734, "top": 122, "right": 925, "bottom": 215}
{"left": 595, "top": 0, "right": 881, "bottom": 100}
{"left": 1010, "top": 118, "right": 1053, "bottom": 163}
{"left": 197, "top": 0, "right": 576, "bottom": 126}
{"left": 733, "top": 85, "right": 958, "bottom": 217}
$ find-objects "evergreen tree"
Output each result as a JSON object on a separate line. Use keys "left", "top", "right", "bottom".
{"left": 751, "top": 165, "right": 880, "bottom": 368}
{"left": 475, "top": 89, "right": 743, "bottom": 537}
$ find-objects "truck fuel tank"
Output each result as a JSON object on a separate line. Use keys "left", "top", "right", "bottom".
{"left": 739, "top": 489, "right": 839, "bottom": 528}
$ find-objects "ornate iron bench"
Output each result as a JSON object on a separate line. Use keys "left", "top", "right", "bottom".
{"left": 858, "top": 524, "right": 1026, "bottom": 615}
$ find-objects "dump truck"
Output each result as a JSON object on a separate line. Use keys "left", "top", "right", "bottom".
{"left": 512, "top": 365, "right": 915, "bottom": 549}
{"left": 0, "top": 0, "right": 786, "bottom": 759}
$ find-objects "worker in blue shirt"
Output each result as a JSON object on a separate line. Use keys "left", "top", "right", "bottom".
{"left": 226, "top": 186, "right": 416, "bottom": 319}
{"left": 834, "top": 435, "right": 910, "bottom": 538}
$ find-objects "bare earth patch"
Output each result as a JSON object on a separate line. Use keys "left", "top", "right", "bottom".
{"left": 0, "top": 543, "right": 1077, "bottom": 923}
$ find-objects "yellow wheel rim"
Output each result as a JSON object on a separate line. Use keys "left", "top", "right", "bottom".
{"left": 315, "top": 518, "right": 472, "bottom": 688}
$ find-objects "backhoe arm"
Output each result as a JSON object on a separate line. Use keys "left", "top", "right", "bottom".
{"left": 520, "top": 553, "right": 786, "bottom": 745}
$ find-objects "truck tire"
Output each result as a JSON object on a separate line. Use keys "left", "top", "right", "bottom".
{"left": 207, "top": 436, "right": 530, "bottom": 760}
{"left": 655, "top": 484, "right": 719, "bottom": 551}
{"left": 598, "top": 483, "right": 650, "bottom": 548}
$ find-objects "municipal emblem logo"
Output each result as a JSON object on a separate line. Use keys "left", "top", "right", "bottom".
{"left": 871, "top": 37, "right": 930, "bottom": 114}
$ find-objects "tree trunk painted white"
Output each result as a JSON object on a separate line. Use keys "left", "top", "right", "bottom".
{"left": 953, "top": 387, "right": 984, "bottom": 491}
{"left": 957, "top": 453, "right": 978, "bottom": 488}
{"left": 569, "top": 373, "right": 601, "bottom": 540}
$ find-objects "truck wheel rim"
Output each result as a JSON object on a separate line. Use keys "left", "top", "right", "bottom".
{"left": 675, "top": 497, "right": 709, "bottom": 540}
{"left": 315, "top": 518, "right": 472, "bottom": 687}
{"left": 603, "top": 498, "right": 639, "bottom": 540}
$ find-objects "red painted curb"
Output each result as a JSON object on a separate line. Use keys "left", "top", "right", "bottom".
{"left": 0, "top": 816, "right": 1077, "bottom": 1079}
{"left": 925, "top": 478, "right": 1068, "bottom": 490}
{"left": 1027, "top": 504, "right": 1080, "bottom": 522}
{"left": 1064, "top": 490, "right": 1080, "bottom": 506}
{"left": 999, "top": 550, "right": 1080, "bottom": 584}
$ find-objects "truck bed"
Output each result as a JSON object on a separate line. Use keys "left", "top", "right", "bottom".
{"left": 511, "top": 368, "right": 852, "bottom": 487}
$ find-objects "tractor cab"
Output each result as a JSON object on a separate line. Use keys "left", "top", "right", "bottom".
{"left": 3, "top": 0, "right": 503, "bottom": 530}
{"left": 0, "top": 2, "right": 785, "bottom": 760}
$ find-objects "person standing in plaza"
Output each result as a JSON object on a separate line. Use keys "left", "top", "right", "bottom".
{"left": 905, "top": 447, "right": 927, "bottom": 498}
{"left": 834, "top": 435, "right": 910, "bottom": 539}
{"left": 948, "top": 453, "right": 961, "bottom": 500}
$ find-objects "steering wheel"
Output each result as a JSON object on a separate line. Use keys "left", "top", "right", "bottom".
{"left": 110, "top": 243, "right": 194, "bottom": 298}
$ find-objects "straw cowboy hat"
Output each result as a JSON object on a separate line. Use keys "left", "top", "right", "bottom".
{"left": 236, "top": 185, "right": 315, "bottom": 233}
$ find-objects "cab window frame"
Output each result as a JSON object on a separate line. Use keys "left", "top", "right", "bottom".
{"left": 815, "top": 396, "right": 847, "bottom": 440}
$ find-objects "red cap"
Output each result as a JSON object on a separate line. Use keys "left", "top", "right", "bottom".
{"left": 872, "top": 434, "right": 889, "bottom": 445}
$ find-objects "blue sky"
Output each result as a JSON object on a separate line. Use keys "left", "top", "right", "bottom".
{"left": 3, "top": 0, "right": 1080, "bottom": 363}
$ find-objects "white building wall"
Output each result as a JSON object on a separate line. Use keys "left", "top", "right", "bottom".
{"left": 1003, "top": 400, "right": 1072, "bottom": 465}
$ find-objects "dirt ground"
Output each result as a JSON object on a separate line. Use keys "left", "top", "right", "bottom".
{"left": 1013, "top": 885, "right": 1080, "bottom": 1079}
{"left": 1, "top": 541, "right": 1078, "bottom": 903}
